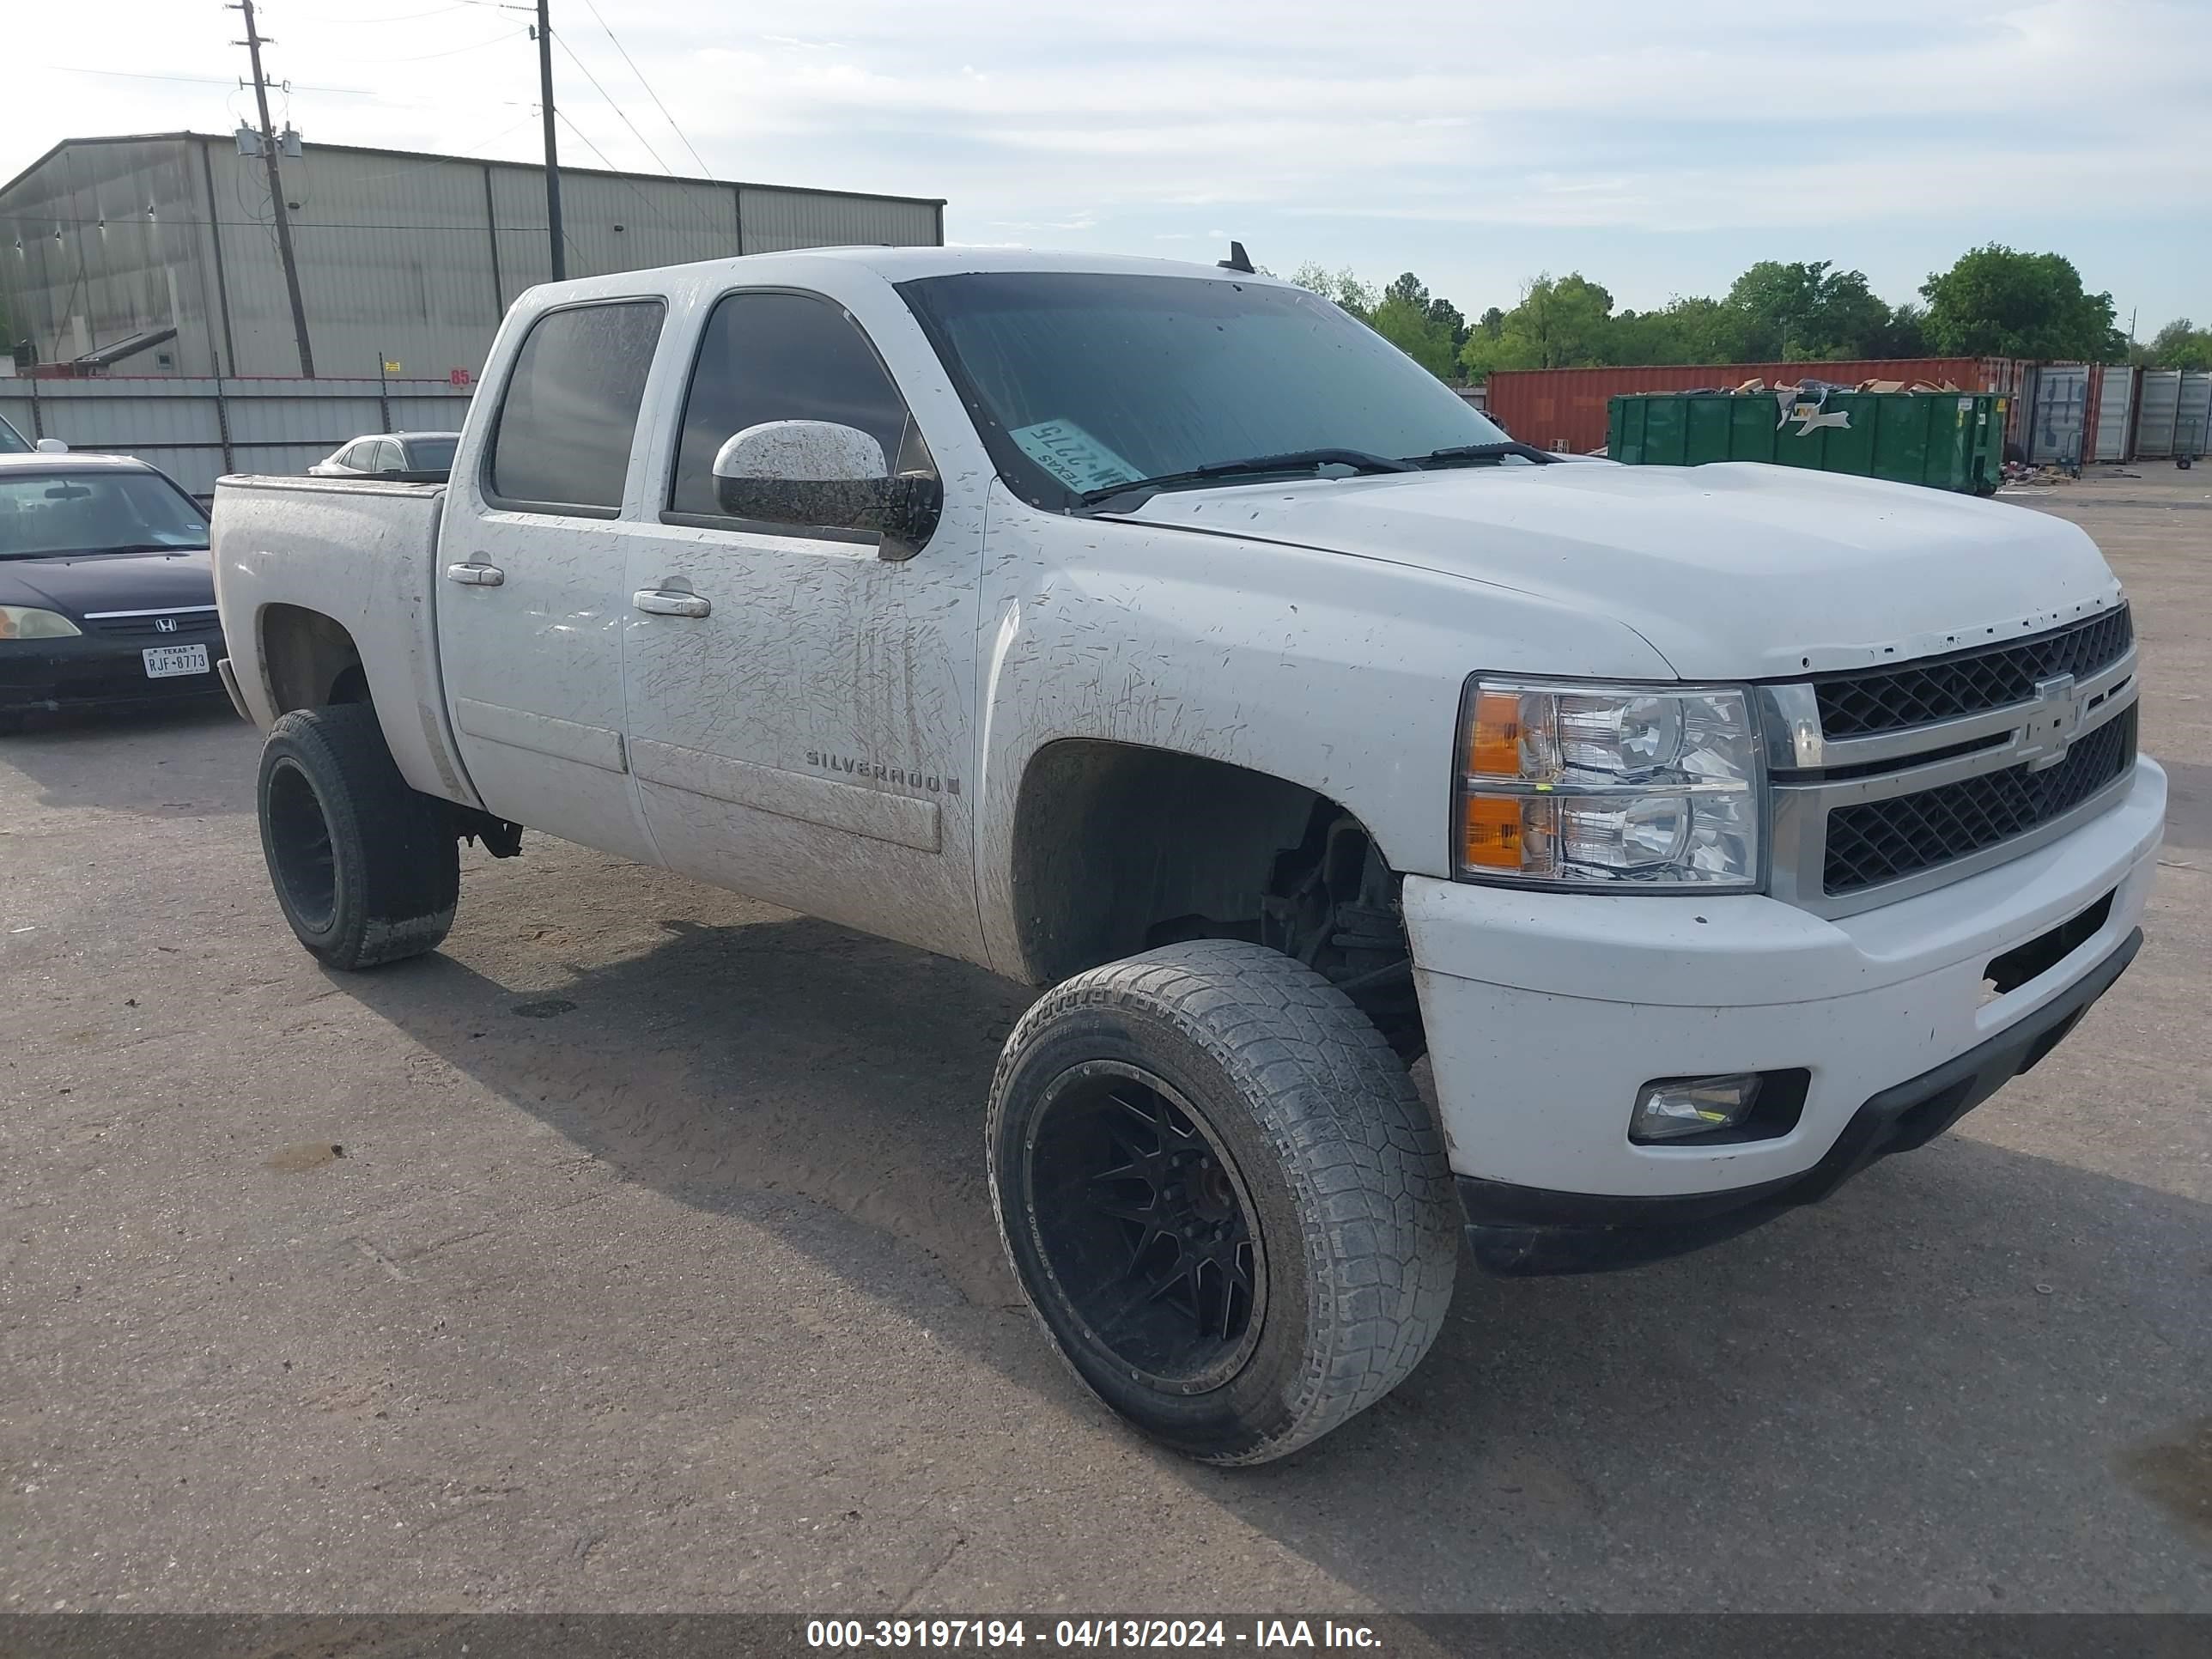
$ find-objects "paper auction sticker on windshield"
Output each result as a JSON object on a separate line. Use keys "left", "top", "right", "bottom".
{"left": 1009, "top": 419, "right": 1142, "bottom": 494}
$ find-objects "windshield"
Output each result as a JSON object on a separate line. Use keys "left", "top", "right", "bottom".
{"left": 0, "top": 415, "right": 30, "bottom": 454}
{"left": 0, "top": 470, "right": 210, "bottom": 558}
{"left": 407, "top": 436, "right": 459, "bottom": 471}
{"left": 897, "top": 271, "right": 1511, "bottom": 508}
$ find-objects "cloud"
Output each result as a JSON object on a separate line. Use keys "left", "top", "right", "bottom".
{"left": 7, "top": 0, "right": 2206, "bottom": 318}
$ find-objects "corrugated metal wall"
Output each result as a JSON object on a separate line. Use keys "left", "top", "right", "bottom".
{"left": 0, "top": 135, "right": 945, "bottom": 380}
{"left": 0, "top": 374, "right": 476, "bottom": 499}
{"left": 738, "top": 185, "right": 940, "bottom": 252}
{"left": 1484, "top": 359, "right": 2024, "bottom": 455}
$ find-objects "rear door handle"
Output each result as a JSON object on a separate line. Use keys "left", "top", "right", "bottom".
{"left": 446, "top": 562, "right": 504, "bottom": 586}
{"left": 633, "top": 589, "right": 711, "bottom": 618}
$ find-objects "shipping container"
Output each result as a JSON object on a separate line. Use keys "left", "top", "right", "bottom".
{"left": 1607, "top": 390, "right": 2004, "bottom": 495}
{"left": 2092, "top": 366, "right": 2136, "bottom": 462}
{"left": 2136, "top": 371, "right": 2183, "bottom": 458}
{"left": 2022, "top": 364, "right": 2091, "bottom": 465}
{"left": 1484, "top": 359, "right": 2023, "bottom": 456}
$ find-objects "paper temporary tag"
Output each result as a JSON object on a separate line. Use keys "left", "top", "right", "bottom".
{"left": 1010, "top": 419, "right": 1143, "bottom": 494}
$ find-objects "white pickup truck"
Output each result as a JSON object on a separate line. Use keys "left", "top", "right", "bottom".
{"left": 211, "top": 247, "right": 2163, "bottom": 1464}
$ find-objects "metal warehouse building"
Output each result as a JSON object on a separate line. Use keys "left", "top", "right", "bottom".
{"left": 1, "top": 131, "right": 945, "bottom": 380}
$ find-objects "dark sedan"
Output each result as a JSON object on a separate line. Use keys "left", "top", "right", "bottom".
{"left": 0, "top": 453, "right": 228, "bottom": 728}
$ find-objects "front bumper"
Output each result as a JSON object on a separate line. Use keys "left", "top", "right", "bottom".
{"left": 0, "top": 628, "right": 228, "bottom": 716}
{"left": 1403, "top": 756, "right": 2166, "bottom": 1271}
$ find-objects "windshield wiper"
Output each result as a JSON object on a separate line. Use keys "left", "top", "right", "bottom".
{"left": 1407, "top": 441, "right": 1559, "bottom": 467}
{"left": 1079, "top": 447, "right": 1417, "bottom": 512}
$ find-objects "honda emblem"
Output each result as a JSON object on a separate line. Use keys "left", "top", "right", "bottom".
{"left": 155, "top": 617, "right": 179, "bottom": 633}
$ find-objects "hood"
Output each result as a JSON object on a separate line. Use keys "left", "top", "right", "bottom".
{"left": 1113, "top": 462, "right": 2123, "bottom": 679}
{"left": 0, "top": 547, "right": 216, "bottom": 621}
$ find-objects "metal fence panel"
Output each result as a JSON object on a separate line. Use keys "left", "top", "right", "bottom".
{"left": 0, "top": 374, "right": 475, "bottom": 499}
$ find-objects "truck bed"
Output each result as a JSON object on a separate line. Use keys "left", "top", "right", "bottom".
{"left": 210, "top": 474, "right": 483, "bottom": 810}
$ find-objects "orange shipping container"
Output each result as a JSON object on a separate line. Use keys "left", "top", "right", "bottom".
{"left": 1483, "top": 359, "right": 2026, "bottom": 455}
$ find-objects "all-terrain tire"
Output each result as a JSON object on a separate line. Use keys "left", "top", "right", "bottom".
{"left": 988, "top": 939, "right": 1458, "bottom": 1465}
{"left": 256, "top": 703, "right": 459, "bottom": 969}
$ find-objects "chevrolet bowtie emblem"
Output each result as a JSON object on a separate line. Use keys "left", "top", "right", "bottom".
{"left": 2014, "top": 673, "right": 2082, "bottom": 770}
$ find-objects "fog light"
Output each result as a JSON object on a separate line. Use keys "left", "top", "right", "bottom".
{"left": 1631, "top": 1074, "right": 1760, "bottom": 1143}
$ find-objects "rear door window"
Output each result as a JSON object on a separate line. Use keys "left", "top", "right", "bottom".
{"left": 488, "top": 300, "right": 665, "bottom": 515}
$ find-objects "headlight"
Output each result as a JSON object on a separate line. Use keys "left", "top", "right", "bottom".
{"left": 1455, "top": 677, "right": 1762, "bottom": 890}
{"left": 0, "top": 605, "right": 82, "bottom": 641}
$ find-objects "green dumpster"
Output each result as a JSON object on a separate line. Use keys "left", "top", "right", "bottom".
{"left": 1607, "top": 390, "right": 2006, "bottom": 495}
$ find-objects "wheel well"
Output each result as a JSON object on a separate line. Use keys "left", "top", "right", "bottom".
{"left": 1010, "top": 740, "right": 1424, "bottom": 1054}
{"left": 260, "top": 604, "right": 366, "bottom": 712}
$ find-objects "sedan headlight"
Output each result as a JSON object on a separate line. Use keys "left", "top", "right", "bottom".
{"left": 0, "top": 605, "right": 83, "bottom": 641}
{"left": 1455, "top": 677, "right": 1762, "bottom": 890}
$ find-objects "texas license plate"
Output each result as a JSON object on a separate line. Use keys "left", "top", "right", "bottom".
{"left": 143, "top": 643, "right": 210, "bottom": 679}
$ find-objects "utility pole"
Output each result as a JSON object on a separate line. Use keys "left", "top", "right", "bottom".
{"left": 535, "top": 0, "right": 566, "bottom": 280}
{"left": 233, "top": 0, "right": 316, "bottom": 377}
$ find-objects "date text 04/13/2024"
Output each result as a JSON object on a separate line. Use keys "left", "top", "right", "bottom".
{"left": 805, "top": 1620, "right": 1382, "bottom": 1650}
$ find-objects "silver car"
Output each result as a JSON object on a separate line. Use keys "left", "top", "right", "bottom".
{"left": 308, "top": 431, "right": 460, "bottom": 480}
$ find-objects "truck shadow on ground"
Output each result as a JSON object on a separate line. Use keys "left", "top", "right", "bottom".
{"left": 334, "top": 858, "right": 2212, "bottom": 1607}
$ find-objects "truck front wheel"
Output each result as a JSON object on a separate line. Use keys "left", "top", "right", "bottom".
{"left": 988, "top": 939, "right": 1457, "bottom": 1464}
{"left": 257, "top": 703, "right": 459, "bottom": 970}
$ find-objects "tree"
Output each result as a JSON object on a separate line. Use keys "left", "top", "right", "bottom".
{"left": 1376, "top": 271, "right": 1468, "bottom": 358}
{"left": 1458, "top": 273, "right": 1617, "bottom": 375}
{"left": 1723, "top": 260, "right": 1901, "bottom": 360}
{"left": 1369, "top": 293, "right": 1460, "bottom": 380}
{"left": 1382, "top": 271, "right": 1430, "bottom": 313}
{"left": 1288, "top": 264, "right": 1377, "bottom": 323}
{"left": 2138, "top": 318, "right": 2212, "bottom": 371}
{"left": 1919, "top": 246, "right": 2125, "bottom": 361}
{"left": 1425, "top": 296, "right": 1468, "bottom": 354}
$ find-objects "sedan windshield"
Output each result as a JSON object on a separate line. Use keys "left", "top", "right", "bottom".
{"left": 897, "top": 271, "right": 1512, "bottom": 509}
{"left": 0, "top": 471, "right": 210, "bottom": 558}
{"left": 406, "top": 436, "right": 459, "bottom": 471}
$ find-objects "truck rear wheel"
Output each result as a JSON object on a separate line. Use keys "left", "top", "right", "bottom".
{"left": 988, "top": 939, "right": 1457, "bottom": 1464}
{"left": 257, "top": 703, "right": 459, "bottom": 970}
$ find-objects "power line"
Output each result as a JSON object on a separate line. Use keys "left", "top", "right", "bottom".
{"left": 551, "top": 107, "right": 685, "bottom": 235}
{"left": 548, "top": 28, "right": 728, "bottom": 245}
{"left": 552, "top": 32, "right": 676, "bottom": 177}
{"left": 54, "top": 64, "right": 374, "bottom": 94}
{"left": 575, "top": 0, "right": 714, "bottom": 179}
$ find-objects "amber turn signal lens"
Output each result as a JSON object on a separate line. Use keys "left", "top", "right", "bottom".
{"left": 1461, "top": 796, "right": 1525, "bottom": 870}
{"left": 1465, "top": 689, "right": 1522, "bottom": 777}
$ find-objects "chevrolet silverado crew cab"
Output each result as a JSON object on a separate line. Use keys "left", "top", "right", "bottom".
{"left": 210, "top": 248, "right": 2164, "bottom": 1464}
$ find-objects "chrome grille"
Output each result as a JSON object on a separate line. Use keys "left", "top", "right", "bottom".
{"left": 1823, "top": 707, "right": 2136, "bottom": 895}
{"left": 82, "top": 611, "right": 222, "bottom": 637}
{"left": 1763, "top": 612, "right": 2142, "bottom": 917}
{"left": 1814, "top": 607, "right": 2133, "bottom": 737}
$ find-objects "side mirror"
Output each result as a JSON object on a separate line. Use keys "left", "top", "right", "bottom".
{"left": 712, "top": 420, "right": 941, "bottom": 557}
{"left": 35, "top": 437, "right": 68, "bottom": 453}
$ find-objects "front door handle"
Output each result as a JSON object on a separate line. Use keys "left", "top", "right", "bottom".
{"left": 446, "top": 562, "right": 504, "bottom": 586}
{"left": 633, "top": 589, "right": 711, "bottom": 618}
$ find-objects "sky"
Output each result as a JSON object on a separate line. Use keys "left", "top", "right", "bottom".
{"left": 6, "top": 0, "right": 2207, "bottom": 335}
